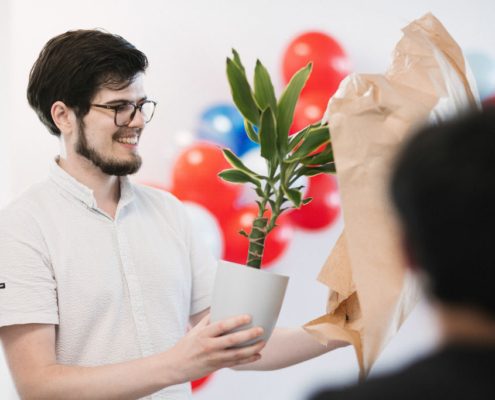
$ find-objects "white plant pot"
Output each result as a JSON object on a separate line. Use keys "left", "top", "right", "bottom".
{"left": 210, "top": 260, "right": 289, "bottom": 346}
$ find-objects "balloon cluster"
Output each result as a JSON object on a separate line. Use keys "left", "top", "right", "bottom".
{"left": 465, "top": 51, "right": 495, "bottom": 109}
{"left": 164, "top": 31, "right": 348, "bottom": 277}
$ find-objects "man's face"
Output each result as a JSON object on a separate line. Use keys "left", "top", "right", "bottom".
{"left": 74, "top": 73, "right": 147, "bottom": 176}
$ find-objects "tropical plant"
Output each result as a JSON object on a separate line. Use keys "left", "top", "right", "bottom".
{"left": 219, "top": 50, "right": 336, "bottom": 269}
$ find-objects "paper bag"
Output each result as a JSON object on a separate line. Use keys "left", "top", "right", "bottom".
{"left": 304, "top": 13, "right": 479, "bottom": 379}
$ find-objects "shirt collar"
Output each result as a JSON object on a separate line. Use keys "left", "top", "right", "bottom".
{"left": 49, "top": 157, "right": 135, "bottom": 210}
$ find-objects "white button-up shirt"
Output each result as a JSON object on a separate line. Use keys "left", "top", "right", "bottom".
{"left": 0, "top": 161, "right": 218, "bottom": 399}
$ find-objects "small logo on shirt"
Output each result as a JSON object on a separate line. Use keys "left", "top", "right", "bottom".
{"left": 0, "top": 283, "right": 5, "bottom": 289}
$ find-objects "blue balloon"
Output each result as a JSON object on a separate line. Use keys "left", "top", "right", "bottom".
{"left": 466, "top": 51, "right": 495, "bottom": 100}
{"left": 197, "top": 104, "right": 258, "bottom": 156}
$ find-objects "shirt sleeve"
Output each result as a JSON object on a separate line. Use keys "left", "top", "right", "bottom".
{"left": 0, "top": 207, "right": 59, "bottom": 328}
{"left": 173, "top": 204, "right": 218, "bottom": 315}
{"left": 186, "top": 211, "right": 219, "bottom": 316}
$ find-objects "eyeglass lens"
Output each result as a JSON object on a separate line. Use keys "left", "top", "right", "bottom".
{"left": 116, "top": 102, "right": 155, "bottom": 126}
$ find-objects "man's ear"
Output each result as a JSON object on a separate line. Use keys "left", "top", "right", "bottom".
{"left": 51, "top": 101, "right": 76, "bottom": 135}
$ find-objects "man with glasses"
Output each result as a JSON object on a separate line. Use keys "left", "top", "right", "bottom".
{"left": 0, "top": 30, "right": 342, "bottom": 399}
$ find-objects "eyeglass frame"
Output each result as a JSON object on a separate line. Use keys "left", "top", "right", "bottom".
{"left": 90, "top": 100, "right": 157, "bottom": 127}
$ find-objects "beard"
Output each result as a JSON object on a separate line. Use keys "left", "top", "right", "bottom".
{"left": 75, "top": 120, "right": 142, "bottom": 176}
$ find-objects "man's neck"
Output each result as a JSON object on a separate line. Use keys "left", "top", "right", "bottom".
{"left": 58, "top": 155, "right": 120, "bottom": 217}
{"left": 435, "top": 302, "right": 495, "bottom": 346}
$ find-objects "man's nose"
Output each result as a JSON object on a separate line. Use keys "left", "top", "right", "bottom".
{"left": 128, "top": 108, "right": 146, "bottom": 129}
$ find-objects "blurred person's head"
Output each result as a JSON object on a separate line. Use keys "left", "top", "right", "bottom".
{"left": 390, "top": 109, "right": 495, "bottom": 319}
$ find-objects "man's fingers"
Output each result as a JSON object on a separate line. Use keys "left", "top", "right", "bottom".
{"left": 216, "top": 326, "right": 264, "bottom": 350}
{"left": 195, "top": 313, "right": 210, "bottom": 328}
{"left": 214, "top": 340, "right": 265, "bottom": 369}
{"left": 224, "top": 353, "right": 262, "bottom": 368}
{"left": 205, "top": 314, "right": 252, "bottom": 337}
{"left": 221, "top": 339, "right": 266, "bottom": 361}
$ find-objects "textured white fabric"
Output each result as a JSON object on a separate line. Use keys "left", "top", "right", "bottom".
{"left": 0, "top": 161, "right": 218, "bottom": 399}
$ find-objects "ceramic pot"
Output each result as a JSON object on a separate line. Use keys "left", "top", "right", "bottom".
{"left": 210, "top": 260, "right": 289, "bottom": 346}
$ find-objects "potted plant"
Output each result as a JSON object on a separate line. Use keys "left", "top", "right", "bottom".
{"left": 209, "top": 50, "right": 336, "bottom": 344}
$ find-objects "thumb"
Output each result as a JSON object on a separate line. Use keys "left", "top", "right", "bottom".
{"left": 192, "top": 312, "right": 211, "bottom": 331}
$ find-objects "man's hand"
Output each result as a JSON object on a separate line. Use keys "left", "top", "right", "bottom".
{"left": 169, "top": 313, "right": 265, "bottom": 383}
{"left": 0, "top": 315, "right": 264, "bottom": 400}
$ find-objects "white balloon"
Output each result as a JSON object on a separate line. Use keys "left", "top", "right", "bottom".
{"left": 241, "top": 147, "right": 268, "bottom": 176}
{"left": 237, "top": 148, "right": 309, "bottom": 206}
{"left": 183, "top": 201, "right": 224, "bottom": 259}
{"left": 174, "top": 129, "right": 196, "bottom": 149}
{"left": 292, "top": 174, "right": 309, "bottom": 196}
{"left": 237, "top": 148, "right": 267, "bottom": 205}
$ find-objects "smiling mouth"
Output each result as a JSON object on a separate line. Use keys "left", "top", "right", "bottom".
{"left": 115, "top": 136, "right": 139, "bottom": 145}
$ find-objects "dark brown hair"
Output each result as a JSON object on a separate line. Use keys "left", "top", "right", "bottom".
{"left": 391, "top": 109, "right": 495, "bottom": 316}
{"left": 27, "top": 29, "right": 148, "bottom": 136}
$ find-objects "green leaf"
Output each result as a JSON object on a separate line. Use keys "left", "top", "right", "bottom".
{"left": 239, "top": 229, "right": 249, "bottom": 237}
{"left": 298, "top": 163, "right": 336, "bottom": 177}
{"left": 254, "top": 60, "right": 277, "bottom": 115}
{"left": 222, "top": 149, "right": 264, "bottom": 178}
{"left": 302, "top": 197, "right": 313, "bottom": 205}
{"left": 282, "top": 185, "right": 303, "bottom": 208}
{"left": 276, "top": 63, "right": 312, "bottom": 157}
{"left": 218, "top": 169, "right": 261, "bottom": 185}
{"left": 231, "top": 49, "right": 246, "bottom": 73}
{"left": 288, "top": 125, "right": 311, "bottom": 152}
{"left": 244, "top": 120, "right": 259, "bottom": 144}
{"left": 288, "top": 121, "right": 324, "bottom": 152}
{"left": 226, "top": 58, "right": 260, "bottom": 126}
{"left": 255, "top": 187, "right": 265, "bottom": 198}
{"left": 268, "top": 199, "right": 276, "bottom": 211}
{"left": 286, "top": 126, "right": 330, "bottom": 163}
{"left": 259, "top": 107, "right": 277, "bottom": 161}
{"left": 301, "top": 142, "right": 334, "bottom": 165}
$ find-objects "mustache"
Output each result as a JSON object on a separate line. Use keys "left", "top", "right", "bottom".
{"left": 112, "top": 128, "right": 142, "bottom": 140}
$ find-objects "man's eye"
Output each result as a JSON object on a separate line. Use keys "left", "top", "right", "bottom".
{"left": 115, "top": 104, "right": 133, "bottom": 113}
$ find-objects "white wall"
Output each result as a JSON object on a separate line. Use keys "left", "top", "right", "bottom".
{"left": 1, "top": 0, "right": 494, "bottom": 399}
{"left": 0, "top": 1, "right": 12, "bottom": 208}
{"left": 0, "top": 3, "right": 16, "bottom": 398}
{"left": 6, "top": 0, "right": 495, "bottom": 198}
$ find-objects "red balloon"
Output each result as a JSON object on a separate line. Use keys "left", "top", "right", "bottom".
{"left": 220, "top": 204, "right": 294, "bottom": 267}
{"left": 171, "top": 142, "right": 241, "bottom": 219}
{"left": 282, "top": 31, "right": 350, "bottom": 97}
{"left": 290, "top": 91, "right": 330, "bottom": 134}
{"left": 288, "top": 174, "right": 340, "bottom": 230}
{"left": 191, "top": 374, "right": 214, "bottom": 391}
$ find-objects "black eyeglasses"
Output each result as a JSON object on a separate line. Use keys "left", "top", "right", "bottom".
{"left": 90, "top": 100, "right": 157, "bottom": 127}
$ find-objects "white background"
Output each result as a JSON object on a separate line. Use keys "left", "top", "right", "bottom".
{"left": 1, "top": 1, "right": 494, "bottom": 399}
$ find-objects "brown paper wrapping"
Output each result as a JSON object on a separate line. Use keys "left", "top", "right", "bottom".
{"left": 304, "top": 13, "right": 479, "bottom": 379}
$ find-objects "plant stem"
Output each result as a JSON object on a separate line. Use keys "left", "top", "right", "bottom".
{"left": 246, "top": 216, "right": 268, "bottom": 268}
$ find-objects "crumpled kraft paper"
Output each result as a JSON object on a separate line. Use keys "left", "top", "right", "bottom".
{"left": 304, "top": 13, "right": 479, "bottom": 379}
